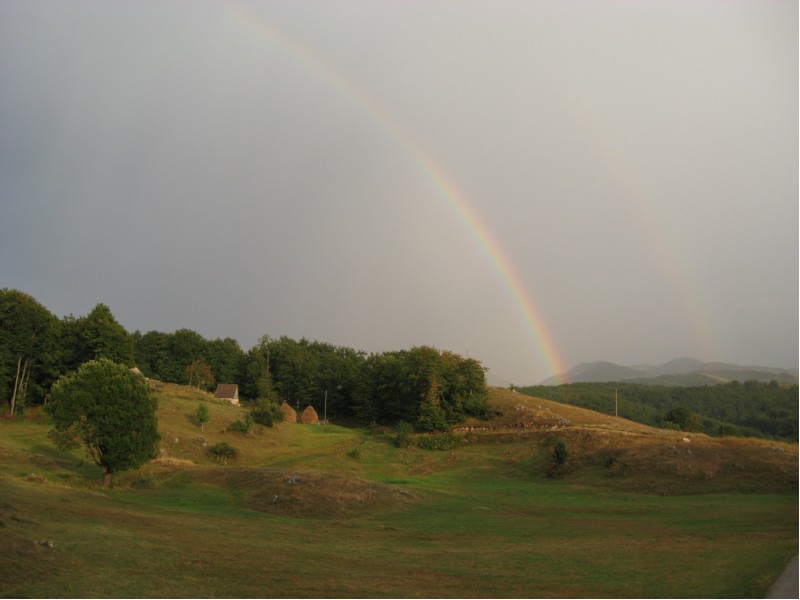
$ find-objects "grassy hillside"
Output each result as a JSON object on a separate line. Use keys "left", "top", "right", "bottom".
{"left": 517, "top": 381, "right": 798, "bottom": 441}
{"left": 0, "top": 383, "right": 796, "bottom": 597}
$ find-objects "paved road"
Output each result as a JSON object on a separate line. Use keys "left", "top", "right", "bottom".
{"left": 766, "top": 555, "right": 798, "bottom": 599}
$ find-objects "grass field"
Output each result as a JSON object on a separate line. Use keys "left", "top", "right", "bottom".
{"left": 0, "top": 384, "right": 796, "bottom": 598}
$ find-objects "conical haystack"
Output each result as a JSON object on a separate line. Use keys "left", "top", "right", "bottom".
{"left": 300, "top": 405, "right": 319, "bottom": 424}
{"left": 281, "top": 402, "right": 297, "bottom": 424}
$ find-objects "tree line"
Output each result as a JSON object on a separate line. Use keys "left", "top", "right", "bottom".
{"left": 0, "top": 289, "right": 489, "bottom": 429}
{"left": 516, "top": 381, "right": 798, "bottom": 441}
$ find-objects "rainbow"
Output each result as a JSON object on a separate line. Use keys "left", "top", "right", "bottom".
{"left": 223, "top": 1, "right": 569, "bottom": 380}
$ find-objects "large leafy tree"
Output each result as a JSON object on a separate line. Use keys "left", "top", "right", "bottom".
{"left": 355, "top": 346, "right": 488, "bottom": 428}
{"left": 60, "top": 304, "right": 132, "bottom": 371}
{"left": 0, "top": 289, "right": 60, "bottom": 414}
{"left": 133, "top": 330, "right": 171, "bottom": 379}
{"left": 47, "top": 359, "right": 160, "bottom": 486}
{"left": 204, "top": 337, "right": 244, "bottom": 386}
{"left": 81, "top": 303, "right": 133, "bottom": 364}
{"left": 240, "top": 343, "right": 276, "bottom": 401}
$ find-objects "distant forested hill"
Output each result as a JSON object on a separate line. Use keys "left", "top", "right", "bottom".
{"left": 516, "top": 381, "right": 798, "bottom": 441}
{"left": 541, "top": 358, "right": 798, "bottom": 386}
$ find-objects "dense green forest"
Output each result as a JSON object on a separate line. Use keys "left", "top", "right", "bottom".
{"left": 516, "top": 381, "right": 798, "bottom": 441}
{"left": 0, "top": 289, "right": 488, "bottom": 430}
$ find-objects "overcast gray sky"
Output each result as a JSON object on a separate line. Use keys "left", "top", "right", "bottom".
{"left": 1, "top": 0, "right": 797, "bottom": 384}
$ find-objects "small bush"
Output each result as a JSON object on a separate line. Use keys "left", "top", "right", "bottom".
{"left": 416, "top": 403, "right": 448, "bottom": 433}
{"left": 553, "top": 438, "right": 569, "bottom": 466}
{"left": 418, "top": 433, "right": 463, "bottom": 451}
{"left": 251, "top": 398, "right": 282, "bottom": 427}
{"left": 547, "top": 438, "right": 569, "bottom": 478}
{"left": 228, "top": 413, "right": 253, "bottom": 434}
{"left": 207, "top": 441, "right": 238, "bottom": 463}
{"left": 346, "top": 447, "right": 362, "bottom": 460}
{"left": 462, "top": 393, "right": 494, "bottom": 419}
{"left": 394, "top": 421, "right": 414, "bottom": 448}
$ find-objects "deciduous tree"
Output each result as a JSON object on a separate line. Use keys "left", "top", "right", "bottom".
{"left": 185, "top": 358, "right": 214, "bottom": 389}
{"left": 47, "top": 359, "right": 159, "bottom": 486}
{"left": 196, "top": 402, "right": 209, "bottom": 432}
{"left": 0, "top": 289, "right": 60, "bottom": 414}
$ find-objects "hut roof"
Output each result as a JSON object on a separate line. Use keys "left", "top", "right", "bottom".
{"left": 214, "top": 384, "right": 238, "bottom": 399}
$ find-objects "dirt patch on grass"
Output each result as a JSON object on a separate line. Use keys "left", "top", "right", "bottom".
{"left": 196, "top": 467, "right": 422, "bottom": 518}
{"left": 152, "top": 457, "right": 196, "bottom": 467}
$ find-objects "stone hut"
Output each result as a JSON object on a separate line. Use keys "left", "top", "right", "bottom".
{"left": 214, "top": 384, "right": 240, "bottom": 406}
{"left": 300, "top": 405, "right": 319, "bottom": 424}
{"left": 281, "top": 402, "right": 297, "bottom": 423}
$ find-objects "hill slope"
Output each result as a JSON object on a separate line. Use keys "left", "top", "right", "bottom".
{"left": 0, "top": 382, "right": 796, "bottom": 598}
{"left": 462, "top": 387, "right": 797, "bottom": 494}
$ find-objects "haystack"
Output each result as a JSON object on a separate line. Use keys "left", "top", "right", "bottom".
{"left": 300, "top": 405, "right": 319, "bottom": 424}
{"left": 281, "top": 402, "right": 297, "bottom": 424}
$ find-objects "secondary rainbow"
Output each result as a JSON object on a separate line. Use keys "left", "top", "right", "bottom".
{"left": 224, "top": 1, "right": 568, "bottom": 380}
{"left": 561, "top": 89, "right": 717, "bottom": 361}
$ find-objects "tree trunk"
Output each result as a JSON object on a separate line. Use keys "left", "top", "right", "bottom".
{"left": 102, "top": 466, "right": 112, "bottom": 487}
{"left": 18, "top": 361, "right": 31, "bottom": 412}
{"left": 10, "top": 356, "right": 22, "bottom": 415}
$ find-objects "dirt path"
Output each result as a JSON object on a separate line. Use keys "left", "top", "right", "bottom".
{"left": 766, "top": 555, "right": 798, "bottom": 598}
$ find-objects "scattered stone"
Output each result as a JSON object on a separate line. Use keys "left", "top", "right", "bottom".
{"left": 286, "top": 474, "right": 303, "bottom": 485}
{"left": 35, "top": 539, "right": 54, "bottom": 548}
{"left": 25, "top": 473, "right": 45, "bottom": 483}
{"left": 271, "top": 495, "right": 281, "bottom": 503}
{"left": 682, "top": 438, "right": 690, "bottom": 443}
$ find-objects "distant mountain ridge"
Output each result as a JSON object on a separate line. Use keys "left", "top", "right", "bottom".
{"left": 541, "top": 357, "right": 798, "bottom": 386}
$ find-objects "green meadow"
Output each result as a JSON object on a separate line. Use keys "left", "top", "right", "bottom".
{"left": 1, "top": 384, "right": 796, "bottom": 598}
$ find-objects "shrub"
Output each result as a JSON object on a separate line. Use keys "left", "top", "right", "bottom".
{"left": 553, "top": 438, "right": 569, "bottom": 466}
{"left": 228, "top": 413, "right": 253, "bottom": 434}
{"left": 547, "top": 438, "right": 569, "bottom": 478}
{"left": 418, "top": 432, "right": 464, "bottom": 451}
{"left": 462, "top": 393, "right": 494, "bottom": 419}
{"left": 207, "top": 441, "right": 238, "bottom": 463}
{"left": 250, "top": 398, "right": 282, "bottom": 427}
{"left": 394, "top": 421, "right": 414, "bottom": 448}
{"left": 416, "top": 403, "right": 448, "bottom": 432}
{"left": 346, "top": 447, "right": 362, "bottom": 460}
